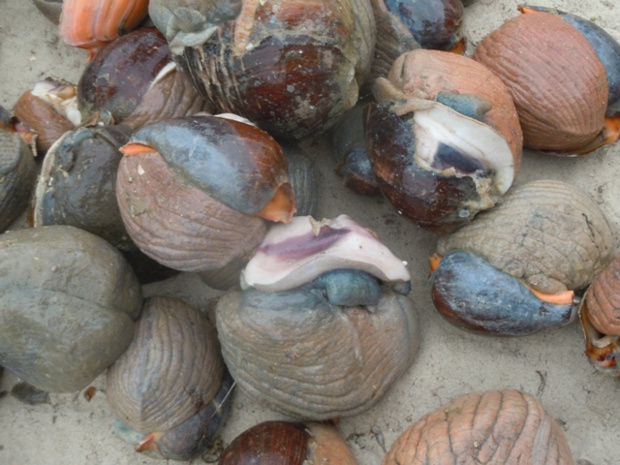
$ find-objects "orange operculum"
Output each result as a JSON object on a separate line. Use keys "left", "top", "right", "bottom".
{"left": 120, "top": 142, "right": 156, "bottom": 156}
{"left": 517, "top": 6, "right": 539, "bottom": 15}
{"left": 136, "top": 432, "right": 162, "bottom": 453}
{"left": 429, "top": 253, "right": 442, "bottom": 273}
{"left": 256, "top": 183, "right": 296, "bottom": 224}
{"left": 529, "top": 287, "right": 574, "bottom": 306}
{"left": 448, "top": 38, "right": 467, "bottom": 55}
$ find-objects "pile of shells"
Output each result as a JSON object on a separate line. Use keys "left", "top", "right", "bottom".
{"left": 2, "top": 1, "right": 620, "bottom": 464}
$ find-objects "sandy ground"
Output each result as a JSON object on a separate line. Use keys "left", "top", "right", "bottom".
{"left": 1, "top": 0, "right": 620, "bottom": 464}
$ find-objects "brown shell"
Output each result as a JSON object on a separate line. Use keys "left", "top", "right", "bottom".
{"left": 216, "top": 287, "right": 419, "bottom": 420}
{"left": 13, "top": 85, "right": 76, "bottom": 154}
{"left": 116, "top": 149, "right": 268, "bottom": 273}
{"left": 583, "top": 254, "right": 620, "bottom": 335}
{"left": 176, "top": 0, "right": 375, "bottom": 139}
{"left": 437, "top": 180, "right": 614, "bottom": 294}
{"left": 473, "top": 11, "right": 608, "bottom": 153}
{"left": 106, "top": 296, "right": 224, "bottom": 433}
{"left": 373, "top": 49, "right": 523, "bottom": 167}
{"left": 219, "top": 421, "right": 358, "bottom": 465}
{"left": 122, "top": 65, "right": 212, "bottom": 129}
{"left": 382, "top": 390, "right": 574, "bottom": 465}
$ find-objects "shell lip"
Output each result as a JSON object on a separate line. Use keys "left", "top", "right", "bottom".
{"left": 580, "top": 297, "right": 620, "bottom": 375}
{"left": 240, "top": 215, "right": 411, "bottom": 293}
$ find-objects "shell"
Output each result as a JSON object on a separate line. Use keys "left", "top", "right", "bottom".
{"left": 0, "top": 109, "right": 37, "bottom": 232}
{"left": 77, "top": 28, "right": 211, "bottom": 128}
{"left": 431, "top": 251, "right": 577, "bottom": 336}
{"left": 580, "top": 253, "right": 620, "bottom": 375}
{"left": 520, "top": 5, "right": 620, "bottom": 117}
{"left": 0, "top": 225, "right": 142, "bottom": 393}
{"left": 217, "top": 215, "right": 417, "bottom": 420}
{"left": 216, "top": 286, "right": 418, "bottom": 420}
{"left": 473, "top": 10, "right": 608, "bottom": 153}
{"left": 366, "top": 49, "right": 522, "bottom": 233}
{"left": 153, "top": 0, "right": 376, "bottom": 139}
{"left": 106, "top": 296, "right": 229, "bottom": 461}
{"left": 382, "top": 389, "right": 574, "bottom": 464}
{"left": 437, "top": 179, "right": 615, "bottom": 294}
{"left": 13, "top": 79, "right": 79, "bottom": 154}
{"left": 115, "top": 115, "right": 294, "bottom": 276}
{"left": 281, "top": 143, "right": 318, "bottom": 217}
{"left": 33, "top": 125, "right": 177, "bottom": 284}
{"left": 59, "top": 0, "right": 149, "bottom": 51}
{"left": 241, "top": 215, "right": 411, "bottom": 293}
{"left": 219, "top": 421, "right": 358, "bottom": 465}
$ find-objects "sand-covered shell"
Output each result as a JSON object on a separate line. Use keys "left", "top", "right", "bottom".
{"left": 13, "top": 79, "right": 80, "bottom": 155}
{"left": 217, "top": 215, "right": 418, "bottom": 420}
{"left": 59, "top": 0, "right": 149, "bottom": 52}
{"left": 220, "top": 421, "right": 358, "bottom": 465}
{"left": 382, "top": 389, "right": 574, "bottom": 464}
{"left": 78, "top": 28, "right": 211, "bottom": 129}
{"left": 149, "top": 0, "right": 376, "bottom": 140}
{"left": 115, "top": 114, "right": 294, "bottom": 284}
{"left": 0, "top": 107, "right": 37, "bottom": 232}
{"left": 473, "top": 10, "right": 609, "bottom": 154}
{"left": 0, "top": 225, "right": 142, "bottom": 393}
{"left": 437, "top": 180, "right": 614, "bottom": 295}
{"left": 106, "top": 296, "right": 230, "bottom": 460}
{"left": 366, "top": 49, "right": 522, "bottom": 233}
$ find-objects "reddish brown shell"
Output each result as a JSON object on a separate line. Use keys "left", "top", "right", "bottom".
{"left": 382, "top": 390, "right": 574, "bottom": 465}
{"left": 59, "top": 0, "right": 149, "bottom": 50}
{"left": 583, "top": 254, "right": 620, "bottom": 336}
{"left": 13, "top": 82, "right": 76, "bottom": 154}
{"left": 473, "top": 11, "right": 608, "bottom": 153}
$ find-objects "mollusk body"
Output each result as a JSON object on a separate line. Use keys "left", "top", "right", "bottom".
{"left": 366, "top": 49, "right": 522, "bottom": 233}
{"left": 59, "top": 0, "right": 149, "bottom": 51}
{"left": 431, "top": 251, "right": 577, "bottom": 336}
{"left": 116, "top": 115, "right": 294, "bottom": 279}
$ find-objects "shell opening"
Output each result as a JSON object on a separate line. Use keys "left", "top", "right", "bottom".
{"left": 412, "top": 100, "right": 515, "bottom": 195}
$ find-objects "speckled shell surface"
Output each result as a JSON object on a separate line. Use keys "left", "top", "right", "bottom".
{"left": 437, "top": 179, "right": 614, "bottom": 293}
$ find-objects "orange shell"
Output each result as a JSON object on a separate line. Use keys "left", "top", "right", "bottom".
{"left": 59, "top": 0, "right": 149, "bottom": 50}
{"left": 474, "top": 11, "right": 608, "bottom": 153}
{"left": 584, "top": 254, "right": 620, "bottom": 336}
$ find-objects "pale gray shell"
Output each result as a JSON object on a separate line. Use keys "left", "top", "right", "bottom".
{"left": 106, "top": 296, "right": 224, "bottom": 433}
{"left": 0, "top": 225, "right": 142, "bottom": 392}
{"left": 216, "top": 287, "right": 419, "bottom": 420}
{"left": 437, "top": 179, "right": 614, "bottom": 293}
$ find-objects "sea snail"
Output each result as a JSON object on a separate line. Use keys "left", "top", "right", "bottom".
{"left": 217, "top": 214, "right": 419, "bottom": 420}
{"left": 115, "top": 114, "right": 295, "bottom": 288}
{"left": 366, "top": 49, "right": 522, "bottom": 233}
{"left": 430, "top": 180, "right": 614, "bottom": 336}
